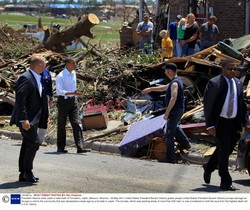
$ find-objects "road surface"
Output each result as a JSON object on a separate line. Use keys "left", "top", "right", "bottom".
{"left": 0, "top": 138, "right": 249, "bottom": 193}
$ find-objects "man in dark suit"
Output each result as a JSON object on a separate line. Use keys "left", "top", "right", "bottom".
{"left": 10, "top": 55, "right": 48, "bottom": 183}
{"left": 203, "top": 59, "right": 249, "bottom": 191}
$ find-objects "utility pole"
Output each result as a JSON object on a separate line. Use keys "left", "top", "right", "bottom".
{"left": 139, "top": 0, "right": 143, "bottom": 22}
{"left": 155, "top": 0, "right": 160, "bottom": 16}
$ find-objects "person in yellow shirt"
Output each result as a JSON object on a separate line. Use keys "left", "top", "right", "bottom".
{"left": 159, "top": 30, "right": 173, "bottom": 61}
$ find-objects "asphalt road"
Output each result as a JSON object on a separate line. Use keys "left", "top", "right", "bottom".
{"left": 0, "top": 138, "right": 250, "bottom": 193}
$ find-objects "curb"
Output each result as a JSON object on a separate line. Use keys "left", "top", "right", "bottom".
{"left": 0, "top": 129, "right": 121, "bottom": 154}
{"left": 0, "top": 129, "right": 237, "bottom": 167}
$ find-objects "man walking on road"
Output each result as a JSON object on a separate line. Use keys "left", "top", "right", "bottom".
{"left": 56, "top": 57, "right": 91, "bottom": 154}
{"left": 203, "top": 59, "right": 249, "bottom": 191}
{"left": 10, "top": 55, "right": 48, "bottom": 183}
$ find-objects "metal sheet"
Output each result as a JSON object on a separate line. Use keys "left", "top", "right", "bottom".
{"left": 119, "top": 114, "right": 165, "bottom": 155}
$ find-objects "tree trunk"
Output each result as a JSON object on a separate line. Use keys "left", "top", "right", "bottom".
{"left": 43, "top": 14, "right": 100, "bottom": 52}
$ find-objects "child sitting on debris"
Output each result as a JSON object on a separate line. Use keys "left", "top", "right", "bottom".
{"left": 159, "top": 30, "right": 173, "bottom": 62}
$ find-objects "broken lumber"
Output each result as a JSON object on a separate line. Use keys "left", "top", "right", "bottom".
{"left": 181, "top": 104, "right": 204, "bottom": 120}
{"left": 212, "top": 48, "right": 241, "bottom": 64}
{"left": 84, "top": 125, "right": 129, "bottom": 142}
{"left": 203, "top": 146, "right": 216, "bottom": 157}
{"left": 44, "top": 14, "right": 100, "bottom": 52}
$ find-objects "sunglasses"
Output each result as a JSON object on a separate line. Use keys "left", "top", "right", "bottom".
{"left": 227, "top": 67, "right": 237, "bottom": 71}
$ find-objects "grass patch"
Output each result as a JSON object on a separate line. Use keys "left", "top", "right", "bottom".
{"left": 0, "top": 14, "right": 73, "bottom": 28}
{"left": 0, "top": 14, "right": 122, "bottom": 47}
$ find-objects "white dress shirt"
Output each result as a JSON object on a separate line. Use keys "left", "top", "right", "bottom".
{"left": 220, "top": 76, "right": 237, "bottom": 118}
{"left": 56, "top": 68, "right": 77, "bottom": 97}
{"left": 29, "top": 69, "right": 42, "bottom": 97}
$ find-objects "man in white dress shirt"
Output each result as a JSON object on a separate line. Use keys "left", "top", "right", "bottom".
{"left": 55, "top": 57, "right": 91, "bottom": 154}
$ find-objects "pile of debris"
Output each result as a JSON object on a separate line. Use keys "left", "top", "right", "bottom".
{"left": 0, "top": 16, "right": 249, "bottom": 162}
{"left": 0, "top": 25, "right": 40, "bottom": 61}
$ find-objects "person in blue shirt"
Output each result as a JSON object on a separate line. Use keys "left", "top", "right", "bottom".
{"left": 41, "top": 68, "right": 53, "bottom": 107}
{"left": 136, "top": 13, "right": 154, "bottom": 54}
{"left": 168, "top": 15, "right": 182, "bottom": 57}
{"left": 38, "top": 68, "right": 53, "bottom": 146}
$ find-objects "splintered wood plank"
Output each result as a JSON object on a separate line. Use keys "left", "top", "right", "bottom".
{"left": 203, "top": 146, "right": 216, "bottom": 157}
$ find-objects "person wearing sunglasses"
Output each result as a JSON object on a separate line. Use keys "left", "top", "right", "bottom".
{"left": 203, "top": 59, "right": 249, "bottom": 191}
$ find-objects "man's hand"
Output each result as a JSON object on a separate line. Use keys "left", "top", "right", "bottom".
{"left": 74, "top": 90, "right": 84, "bottom": 96}
{"left": 207, "top": 127, "right": 216, "bottom": 136}
{"left": 180, "top": 40, "right": 186, "bottom": 47}
{"left": 49, "top": 98, "right": 53, "bottom": 109}
{"left": 244, "top": 125, "right": 250, "bottom": 132}
{"left": 22, "top": 120, "right": 30, "bottom": 131}
{"left": 164, "top": 112, "right": 169, "bottom": 121}
{"left": 141, "top": 88, "right": 151, "bottom": 95}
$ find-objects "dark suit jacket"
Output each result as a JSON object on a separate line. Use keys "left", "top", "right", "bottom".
{"left": 10, "top": 70, "right": 48, "bottom": 128}
{"left": 203, "top": 74, "right": 249, "bottom": 131}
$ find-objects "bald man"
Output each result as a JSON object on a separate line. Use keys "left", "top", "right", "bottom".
{"left": 10, "top": 55, "right": 48, "bottom": 183}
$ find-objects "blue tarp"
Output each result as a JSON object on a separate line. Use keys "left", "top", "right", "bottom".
{"left": 49, "top": 4, "right": 87, "bottom": 9}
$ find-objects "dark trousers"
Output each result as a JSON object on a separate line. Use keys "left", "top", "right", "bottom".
{"left": 19, "top": 125, "right": 40, "bottom": 174}
{"left": 163, "top": 109, "right": 190, "bottom": 163}
{"left": 205, "top": 117, "right": 238, "bottom": 186}
{"left": 57, "top": 97, "right": 84, "bottom": 151}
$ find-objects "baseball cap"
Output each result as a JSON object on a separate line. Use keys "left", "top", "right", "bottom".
{"left": 163, "top": 63, "right": 177, "bottom": 71}
{"left": 176, "top": 15, "right": 182, "bottom": 20}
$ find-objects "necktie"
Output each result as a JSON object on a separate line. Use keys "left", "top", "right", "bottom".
{"left": 227, "top": 79, "right": 234, "bottom": 118}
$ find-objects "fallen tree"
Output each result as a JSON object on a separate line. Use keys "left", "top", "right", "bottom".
{"left": 43, "top": 14, "right": 100, "bottom": 52}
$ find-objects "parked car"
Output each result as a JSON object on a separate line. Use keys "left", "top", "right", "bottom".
{"left": 237, "top": 131, "right": 250, "bottom": 174}
{"left": 56, "top": 14, "right": 69, "bottom": 19}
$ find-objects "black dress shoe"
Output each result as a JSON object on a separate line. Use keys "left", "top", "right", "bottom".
{"left": 26, "top": 176, "right": 39, "bottom": 183}
{"left": 77, "top": 148, "right": 91, "bottom": 153}
{"left": 24, "top": 173, "right": 39, "bottom": 183}
{"left": 18, "top": 173, "right": 26, "bottom": 182}
{"left": 220, "top": 184, "right": 236, "bottom": 191}
{"left": 57, "top": 149, "right": 68, "bottom": 153}
{"left": 19, "top": 173, "right": 39, "bottom": 182}
{"left": 202, "top": 164, "right": 211, "bottom": 184}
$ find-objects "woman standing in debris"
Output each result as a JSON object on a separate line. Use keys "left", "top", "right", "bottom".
{"left": 142, "top": 63, "right": 191, "bottom": 163}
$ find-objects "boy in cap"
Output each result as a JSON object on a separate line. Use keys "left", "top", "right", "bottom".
{"left": 142, "top": 63, "right": 191, "bottom": 163}
{"left": 136, "top": 13, "right": 154, "bottom": 54}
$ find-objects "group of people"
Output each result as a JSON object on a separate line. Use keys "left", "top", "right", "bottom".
{"left": 10, "top": 55, "right": 90, "bottom": 183}
{"left": 9, "top": 21, "right": 249, "bottom": 192}
{"left": 142, "top": 60, "right": 249, "bottom": 191}
{"left": 136, "top": 13, "right": 220, "bottom": 60}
